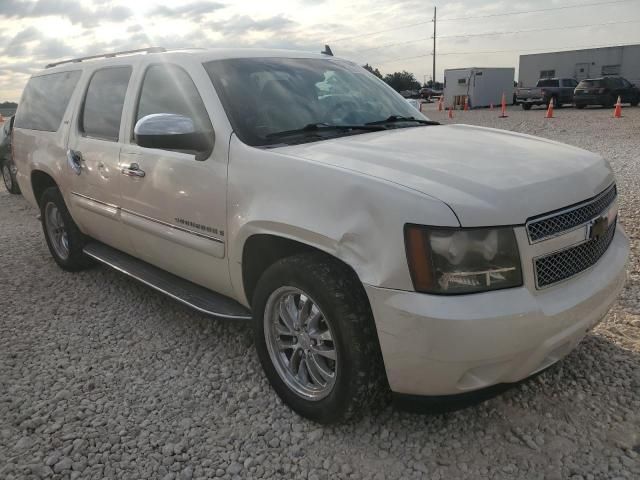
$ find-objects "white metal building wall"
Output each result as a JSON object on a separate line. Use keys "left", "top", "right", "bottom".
{"left": 518, "top": 44, "right": 640, "bottom": 87}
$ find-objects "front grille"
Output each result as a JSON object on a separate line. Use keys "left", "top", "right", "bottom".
{"left": 527, "top": 184, "right": 617, "bottom": 242}
{"left": 534, "top": 218, "right": 616, "bottom": 288}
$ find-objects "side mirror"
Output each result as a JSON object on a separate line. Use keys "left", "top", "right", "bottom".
{"left": 134, "top": 113, "right": 213, "bottom": 158}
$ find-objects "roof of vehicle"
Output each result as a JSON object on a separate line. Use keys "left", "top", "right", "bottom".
{"left": 578, "top": 76, "right": 625, "bottom": 81}
{"left": 38, "top": 47, "right": 334, "bottom": 76}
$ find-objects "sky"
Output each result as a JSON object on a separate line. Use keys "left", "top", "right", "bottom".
{"left": 1, "top": 0, "right": 640, "bottom": 101}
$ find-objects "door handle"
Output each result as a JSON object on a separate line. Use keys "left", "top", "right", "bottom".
{"left": 67, "top": 149, "right": 83, "bottom": 175}
{"left": 121, "top": 163, "right": 145, "bottom": 178}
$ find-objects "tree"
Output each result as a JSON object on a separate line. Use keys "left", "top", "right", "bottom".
{"left": 383, "top": 71, "right": 421, "bottom": 93}
{"left": 362, "top": 63, "right": 383, "bottom": 79}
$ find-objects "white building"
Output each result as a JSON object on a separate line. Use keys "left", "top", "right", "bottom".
{"left": 443, "top": 67, "right": 514, "bottom": 108}
{"left": 518, "top": 44, "right": 640, "bottom": 87}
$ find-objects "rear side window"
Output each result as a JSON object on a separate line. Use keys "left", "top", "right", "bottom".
{"left": 14, "top": 71, "right": 81, "bottom": 132}
{"left": 135, "top": 64, "right": 212, "bottom": 135}
{"left": 81, "top": 67, "right": 132, "bottom": 141}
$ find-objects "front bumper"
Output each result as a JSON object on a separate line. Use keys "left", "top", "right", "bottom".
{"left": 365, "top": 225, "right": 629, "bottom": 396}
{"left": 574, "top": 95, "right": 609, "bottom": 106}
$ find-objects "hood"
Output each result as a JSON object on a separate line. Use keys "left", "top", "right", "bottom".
{"left": 278, "top": 124, "right": 614, "bottom": 226}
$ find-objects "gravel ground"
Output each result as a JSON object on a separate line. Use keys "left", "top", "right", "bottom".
{"left": 1, "top": 106, "right": 639, "bottom": 480}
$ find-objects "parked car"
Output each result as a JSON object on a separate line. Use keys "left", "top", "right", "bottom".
{"left": 574, "top": 76, "right": 640, "bottom": 108}
{"left": 0, "top": 115, "right": 20, "bottom": 194}
{"left": 12, "top": 48, "right": 629, "bottom": 423}
{"left": 516, "top": 78, "right": 578, "bottom": 110}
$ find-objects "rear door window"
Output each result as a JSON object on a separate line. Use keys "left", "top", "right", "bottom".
{"left": 14, "top": 71, "right": 81, "bottom": 132}
{"left": 81, "top": 67, "right": 132, "bottom": 141}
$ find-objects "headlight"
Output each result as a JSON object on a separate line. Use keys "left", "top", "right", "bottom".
{"left": 404, "top": 225, "right": 523, "bottom": 294}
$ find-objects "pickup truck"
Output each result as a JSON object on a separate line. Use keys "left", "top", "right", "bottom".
{"left": 516, "top": 78, "right": 579, "bottom": 110}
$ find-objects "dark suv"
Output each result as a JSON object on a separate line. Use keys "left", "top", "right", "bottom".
{"left": 1, "top": 115, "right": 20, "bottom": 194}
{"left": 574, "top": 76, "right": 640, "bottom": 108}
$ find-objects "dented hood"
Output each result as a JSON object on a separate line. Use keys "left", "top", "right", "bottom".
{"left": 279, "top": 124, "right": 614, "bottom": 226}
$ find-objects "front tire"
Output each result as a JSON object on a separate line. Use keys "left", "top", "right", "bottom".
{"left": 253, "top": 253, "right": 386, "bottom": 423}
{"left": 2, "top": 160, "right": 20, "bottom": 194}
{"left": 521, "top": 104, "right": 532, "bottom": 111}
{"left": 40, "top": 187, "right": 92, "bottom": 271}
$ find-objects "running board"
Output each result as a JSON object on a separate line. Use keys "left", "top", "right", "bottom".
{"left": 83, "top": 242, "right": 252, "bottom": 320}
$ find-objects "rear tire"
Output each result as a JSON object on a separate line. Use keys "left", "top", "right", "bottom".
{"left": 253, "top": 253, "right": 386, "bottom": 423}
{"left": 40, "top": 187, "right": 93, "bottom": 271}
{"left": 2, "top": 160, "right": 20, "bottom": 194}
{"left": 575, "top": 104, "right": 586, "bottom": 109}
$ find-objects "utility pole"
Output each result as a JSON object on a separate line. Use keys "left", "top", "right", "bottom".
{"left": 432, "top": 6, "right": 437, "bottom": 88}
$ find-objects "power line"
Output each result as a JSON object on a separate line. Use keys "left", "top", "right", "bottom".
{"left": 329, "top": 0, "right": 636, "bottom": 43}
{"left": 358, "top": 37, "right": 430, "bottom": 53}
{"left": 356, "top": 18, "right": 640, "bottom": 54}
{"left": 437, "top": 19, "right": 640, "bottom": 39}
{"left": 439, "top": 0, "right": 636, "bottom": 22}
{"left": 330, "top": 20, "right": 432, "bottom": 43}
{"left": 375, "top": 41, "right": 640, "bottom": 66}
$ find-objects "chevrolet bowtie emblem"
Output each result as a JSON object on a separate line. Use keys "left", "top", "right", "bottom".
{"left": 589, "top": 215, "right": 609, "bottom": 240}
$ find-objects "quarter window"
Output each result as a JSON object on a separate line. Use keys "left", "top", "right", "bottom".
{"left": 81, "top": 67, "right": 132, "bottom": 141}
{"left": 14, "top": 71, "right": 81, "bottom": 132}
{"left": 135, "top": 64, "right": 213, "bottom": 145}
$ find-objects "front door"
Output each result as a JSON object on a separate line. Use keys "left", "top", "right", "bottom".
{"left": 575, "top": 63, "right": 590, "bottom": 81}
{"left": 118, "top": 63, "right": 232, "bottom": 297}
{"left": 66, "top": 65, "right": 135, "bottom": 255}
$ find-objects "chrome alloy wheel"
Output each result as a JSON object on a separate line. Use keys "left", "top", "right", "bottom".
{"left": 264, "top": 287, "right": 338, "bottom": 400}
{"left": 44, "top": 202, "right": 70, "bottom": 260}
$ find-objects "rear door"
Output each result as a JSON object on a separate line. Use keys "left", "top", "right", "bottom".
{"left": 66, "top": 66, "right": 135, "bottom": 254}
{"left": 118, "top": 62, "right": 232, "bottom": 296}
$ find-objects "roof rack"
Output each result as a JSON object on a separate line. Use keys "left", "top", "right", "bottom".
{"left": 45, "top": 47, "right": 166, "bottom": 69}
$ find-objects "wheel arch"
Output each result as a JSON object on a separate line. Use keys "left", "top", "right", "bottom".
{"left": 30, "top": 169, "right": 59, "bottom": 207}
{"left": 237, "top": 228, "right": 368, "bottom": 308}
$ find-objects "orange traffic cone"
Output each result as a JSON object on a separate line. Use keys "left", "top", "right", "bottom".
{"left": 614, "top": 96, "right": 622, "bottom": 118}
{"left": 490, "top": 103, "right": 494, "bottom": 111}
{"left": 438, "top": 98, "right": 443, "bottom": 111}
{"left": 448, "top": 107, "right": 454, "bottom": 119}
{"left": 499, "top": 93, "right": 508, "bottom": 118}
{"left": 545, "top": 98, "right": 554, "bottom": 118}
{"left": 463, "top": 97, "right": 469, "bottom": 111}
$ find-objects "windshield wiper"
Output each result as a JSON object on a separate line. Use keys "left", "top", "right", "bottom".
{"left": 266, "top": 123, "right": 387, "bottom": 140}
{"left": 366, "top": 115, "right": 440, "bottom": 126}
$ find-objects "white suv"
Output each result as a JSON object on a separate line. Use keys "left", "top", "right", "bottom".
{"left": 12, "top": 48, "right": 629, "bottom": 423}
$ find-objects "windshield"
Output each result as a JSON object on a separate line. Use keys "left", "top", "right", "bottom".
{"left": 203, "top": 57, "right": 427, "bottom": 146}
{"left": 577, "top": 79, "right": 603, "bottom": 88}
{"left": 537, "top": 79, "right": 559, "bottom": 87}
